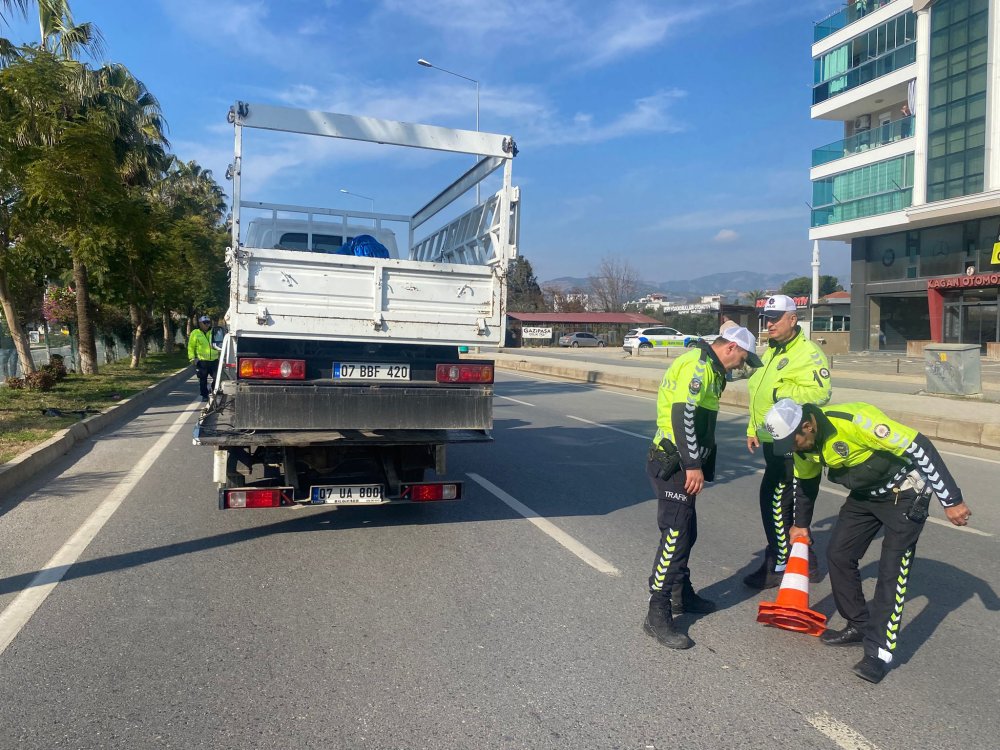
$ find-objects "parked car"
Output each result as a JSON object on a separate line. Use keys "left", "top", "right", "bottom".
{"left": 558, "top": 332, "right": 605, "bottom": 348}
{"left": 622, "top": 326, "right": 697, "bottom": 351}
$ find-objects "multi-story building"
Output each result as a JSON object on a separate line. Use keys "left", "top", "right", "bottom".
{"left": 810, "top": 0, "right": 999, "bottom": 353}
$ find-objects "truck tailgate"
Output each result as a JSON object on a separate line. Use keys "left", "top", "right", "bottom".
{"left": 232, "top": 249, "right": 501, "bottom": 345}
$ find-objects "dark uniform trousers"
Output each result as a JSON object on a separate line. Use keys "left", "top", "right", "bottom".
{"left": 195, "top": 359, "right": 216, "bottom": 398}
{"left": 827, "top": 493, "right": 924, "bottom": 663}
{"left": 759, "top": 442, "right": 820, "bottom": 570}
{"left": 646, "top": 453, "right": 697, "bottom": 598}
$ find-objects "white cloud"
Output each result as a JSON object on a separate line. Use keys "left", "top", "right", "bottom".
{"left": 651, "top": 206, "right": 805, "bottom": 231}
{"left": 713, "top": 229, "right": 739, "bottom": 242}
{"left": 576, "top": 5, "right": 709, "bottom": 68}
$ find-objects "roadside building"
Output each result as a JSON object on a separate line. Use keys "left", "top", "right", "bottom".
{"left": 809, "top": 0, "right": 1000, "bottom": 355}
{"left": 506, "top": 312, "right": 660, "bottom": 347}
{"left": 811, "top": 290, "right": 853, "bottom": 354}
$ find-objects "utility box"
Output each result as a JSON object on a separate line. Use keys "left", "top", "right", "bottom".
{"left": 924, "top": 344, "right": 981, "bottom": 396}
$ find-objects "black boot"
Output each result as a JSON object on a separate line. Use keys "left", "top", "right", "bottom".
{"left": 852, "top": 655, "right": 888, "bottom": 684}
{"left": 742, "top": 552, "right": 783, "bottom": 589}
{"left": 642, "top": 597, "right": 694, "bottom": 650}
{"left": 671, "top": 580, "right": 717, "bottom": 615}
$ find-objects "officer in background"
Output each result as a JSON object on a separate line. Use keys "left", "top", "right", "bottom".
{"left": 744, "top": 294, "right": 832, "bottom": 589}
{"left": 763, "top": 398, "right": 971, "bottom": 684}
{"left": 643, "top": 326, "right": 763, "bottom": 650}
{"left": 187, "top": 315, "right": 219, "bottom": 401}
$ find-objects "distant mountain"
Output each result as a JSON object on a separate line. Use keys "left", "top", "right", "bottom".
{"left": 541, "top": 271, "right": 834, "bottom": 299}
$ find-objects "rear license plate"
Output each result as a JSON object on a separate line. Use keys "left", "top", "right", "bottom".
{"left": 310, "top": 485, "right": 385, "bottom": 504}
{"left": 333, "top": 363, "right": 410, "bottom": 380}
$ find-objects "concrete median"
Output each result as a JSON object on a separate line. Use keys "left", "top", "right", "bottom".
{"left": 489, "top": 351, "right": 999, "bottom": 450}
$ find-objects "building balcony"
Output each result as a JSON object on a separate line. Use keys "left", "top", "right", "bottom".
{"left": 813, "top": 40, "right": 915, "bottom": 105}
{"left": 812, "top": 115, "right": 914, "bottom": 167}
{"left": 811, "top": 186, "right": 912, "bottom": 227}
{"left": 814, "top": 0, "right": 900, "bottom": 42}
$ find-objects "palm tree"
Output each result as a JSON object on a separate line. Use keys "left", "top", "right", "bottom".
{"left": 79, "top": 63, "right": 169, "bottom": 368}
{"left": 1, "top": 0, "right": 105, "bottom": 64}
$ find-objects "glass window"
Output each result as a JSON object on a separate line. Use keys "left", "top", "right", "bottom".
{"left": 867, "top": 232, "right": 908, "bottom": 281}
{"left": 919, "top": 223, "right": 965, "bottom": 276}
{"left": 926, "top": 0, "right": 987, "bottom": 200}
{"left": 278, "top": 232, "right": 345, "bottom": 252}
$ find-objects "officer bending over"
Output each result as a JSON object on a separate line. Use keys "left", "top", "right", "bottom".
{"left": 763, "top": 398, "right": 972, "bottom": 683}
{"left": 643, "top": 327, "right": 763, "bottom": 650}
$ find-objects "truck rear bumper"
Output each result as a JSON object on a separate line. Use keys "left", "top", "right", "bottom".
{"left": 227, "top": 382, "right": 492, "bottom": 430}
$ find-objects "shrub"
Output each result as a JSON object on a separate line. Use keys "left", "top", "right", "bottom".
{"left": 24, "top": 370, "right": 57, "bottom": 391}
{"left": 5, "top": 376, "right": 25, "bottom": 389}
{"left": 42, "top": 362, "right": 67, "bottom": 381}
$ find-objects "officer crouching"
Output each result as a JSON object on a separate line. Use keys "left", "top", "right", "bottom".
{"left": 763, "top": 398, "right": 972, "bottom": 683}
{"left": 643, "top": 326, "right": 763, "bottom": 650}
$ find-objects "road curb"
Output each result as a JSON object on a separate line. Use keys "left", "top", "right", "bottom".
{"left": 490, "top": 356, "right": 997, "bottom": 450}
{"left": 0, "top": 367, "right": 193, "bottom": 500}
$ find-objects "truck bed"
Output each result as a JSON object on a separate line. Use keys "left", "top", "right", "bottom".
{"left": 230, "top": 247, "right": 502, "bottom": 346}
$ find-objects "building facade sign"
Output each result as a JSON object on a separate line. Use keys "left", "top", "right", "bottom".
{"left": 754, "top": 295, "right": 810, "bottom": 308}
{"left": 927, "top": 273, "right": 1000, "bottom": 290}
{"left": 660, "top": 302, "right": 719, "bottom": 314}
{"left": 521, "top": 326, "right": 553, "bottom": 339}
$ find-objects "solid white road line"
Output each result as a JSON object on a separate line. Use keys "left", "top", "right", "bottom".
{"left": 820, "top": 485, "right": 992, "bottom": 537}
{"left": 497, "top": 395, "right": 535, "bottom": 407}
{"left": 807, "top": 712, "right": 882, "bottom": 750}
{"left": 938, "top": 449, "right": 1000, "bottom": 465}
{"left": 467, "top": 472, "right": 621, "bottom": 577}
{"left": 566, "top": 414, "right": 649, "bottom": 440}
{"left": 0, "top": 399, "right": 202, "bottom": 657}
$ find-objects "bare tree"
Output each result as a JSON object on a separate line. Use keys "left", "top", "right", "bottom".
{"left": 589, "top": 256, "right": 639, "bottom": 312}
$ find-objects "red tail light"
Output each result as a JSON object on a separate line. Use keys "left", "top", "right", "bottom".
{"left": 224, "top": 488, "right": 293, "bottom": 508}
{"left": 401, "top": 483, "right": 461, "bottom": 501}
{"left": 435, "top": 364, "right": 494, "bottom": 383}
{"left": 238, "top": 358, "right": 306, "bottom": 379}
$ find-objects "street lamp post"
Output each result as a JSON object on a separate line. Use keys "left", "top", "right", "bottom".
{"left": 417, "top": 58, "right": 480, "bottom": 204}
{"left": 340, "top": 188, "right": 375, "bottom": 227}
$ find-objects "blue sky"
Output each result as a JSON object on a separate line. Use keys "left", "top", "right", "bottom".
{"left": 5, "top": 0, "right": 851, "bottom": 285}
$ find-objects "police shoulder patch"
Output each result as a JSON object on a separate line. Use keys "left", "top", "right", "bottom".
{"left": 819, "top": 367, "right": 830, "bottom": 379}
{"left": 776, "top": 357, "right": 789, "bottom": 370}
{"left": 833, "top": 441, "right": 850, "bottom": 458}
{"left": 874, "top": 423, "right": 890, "bottom": 439}
{"left": 689, "top": 378, "right": 702, "bottom": 394}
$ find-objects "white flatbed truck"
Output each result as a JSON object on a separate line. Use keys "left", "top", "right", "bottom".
{"left": 193, "top": 101, "right": 519, "bottom": 509}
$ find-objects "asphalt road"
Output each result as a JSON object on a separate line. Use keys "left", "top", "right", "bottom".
{"left": 0, "top": 374, "right": 998, "bottom": 749}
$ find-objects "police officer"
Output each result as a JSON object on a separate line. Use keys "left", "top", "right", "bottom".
{"left": 744, "top": 294, "right": 832, "bottom": 589}
{"left": 763, "top": 398, "right": 971, "bottom": 683}
{"left": 643, "top": 326, "right": 763, "bottom": 650}
{"left": 187, "top": 315, "right": 219, "bottom": 401}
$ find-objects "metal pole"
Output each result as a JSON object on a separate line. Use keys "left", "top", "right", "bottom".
{"left": 418, "top": 59, "right": 480, "bottom": 204}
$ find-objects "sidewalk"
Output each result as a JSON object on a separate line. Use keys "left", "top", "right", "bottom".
{"left": 488, "top": 348, "right": 1000, "bottom": 450}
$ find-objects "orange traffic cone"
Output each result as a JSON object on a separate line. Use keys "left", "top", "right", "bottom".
{"left": 757, "top": 537, "right": 827, "bottom": 636}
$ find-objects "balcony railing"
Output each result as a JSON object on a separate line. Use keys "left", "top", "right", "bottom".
{"left": 811, "top": 186, "right": 912, "bottom": 227}
{"left": 814, "top": 0, "right": 899, "bottom": 42}
{"left": 812, "top": 115, "right": 914, "bottom": 167}
{"left": 813, "top": 40, "right": 915, "bottom": 105}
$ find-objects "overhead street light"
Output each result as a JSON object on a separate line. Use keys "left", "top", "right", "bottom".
{"left": 417, "top": 58, "right": 480, "bottom": 203}
{"left": 339, "top": 188, "right": 374, "bottom": 212}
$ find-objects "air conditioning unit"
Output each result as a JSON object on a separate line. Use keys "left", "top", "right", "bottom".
{"left": 854, "top": 114, "right": 871, "bottom": 130}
